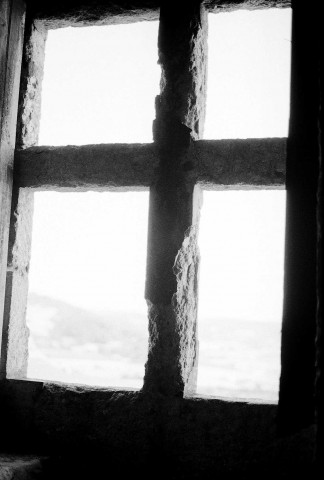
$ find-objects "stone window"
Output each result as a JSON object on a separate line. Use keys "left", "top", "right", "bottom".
{"left": 3, "top": 1, "right": 288, "bottom": 393}
{"left": 1, "top": 1, "right": 322, "bottom": 476}
{"left": 14, "top": 7, "right": 290, "bottom": 396}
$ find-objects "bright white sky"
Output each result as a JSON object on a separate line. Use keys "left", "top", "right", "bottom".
{"left": 30, "top": 9, "right": 291, "bottom": 325}
{"left": 38, "top": 21, "right": 160, "bottom": 145}
{"left": 204, "top": 9, "right": 292, "bottom": 139}
{"left": 29, "top": 192, "right": 149, "bottom": 315}
{"left": 198, "top": 190, "right": 285, "bottom": 324}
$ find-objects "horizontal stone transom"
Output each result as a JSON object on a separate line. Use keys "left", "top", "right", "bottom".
{"left": 14, "top": 137, "right": 286, "bottom": 190}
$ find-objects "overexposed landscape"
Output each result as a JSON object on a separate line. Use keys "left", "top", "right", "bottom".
{"left": 27, "top": 293, "right": 148, "bottom": 389}
{"left": 27, "top": 292, "right": 281, "bottom": 400}
{"left": 26, "top": 189, "right": 284, "bottom": 401}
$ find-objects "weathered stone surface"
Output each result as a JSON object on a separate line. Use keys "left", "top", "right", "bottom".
{"left": 195, "top": 137, "right": 286, "bottom": 188}
{"left": 173, "top": 220, "right": 200, "bottom": 395}
{"left": 3, "top": 189, "right": 33, "bottom": 379}
{"left": 144, "top": 301, "right": 195, "bottom": 396}
{"left": 0, "top": 0, "right": 25, "bottom": 379}
{"left": 204, "top": 0, "right": 291, "bottom": 13}
{"left": 2, "top": 11, "right": 44, "bottom": 380}
{"left": 14, "top": 144, "right": 158, "bottom": 190}
{"left": 14, "top": 138, "right": 286, "bottom": 190}
{"left": 154, "top": 3, "right": 207, "bottom": 139}
{"left": 144, "top": 3, "right": 207, "bottom": 397}
{"left": 0, "top": 455, "right": 43, "bottom": 480}
{"left": 15, "top": 19, "right": 47, "bottom": 150}
{"left": 27, "top": 0, "right": 160, "bottom": 28}
{"left": 25, "top": 0, "right": 290, "bottom": 28}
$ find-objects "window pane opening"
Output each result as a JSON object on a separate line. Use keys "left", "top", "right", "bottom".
{"left": 197, "top": 190, "right": 286, "bottom": 402}
{"left": 39, "top": 22, "right": 160, "bottom": 146}
{"left": 204, "top": 9, "right": 292, "bottom": 140}
{"left": 26, "top": 191, "right": 149, "bottom": 389}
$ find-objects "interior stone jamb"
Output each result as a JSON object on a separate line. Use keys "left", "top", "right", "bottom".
{"left": 2, "top": 17, "right": 46, "bottom": 379}
{"left": 278, "top": 0, "right": 319, "bottom": 434}
{"left": 0, "top": 0, "right": 26, "bottom": 379}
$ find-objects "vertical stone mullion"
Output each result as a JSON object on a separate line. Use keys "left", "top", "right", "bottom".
{"left": 1, "top": 16, "right": 47, "bottom": 379}
{"left": 144, "top": 1, "right": 207, "bottom": 397}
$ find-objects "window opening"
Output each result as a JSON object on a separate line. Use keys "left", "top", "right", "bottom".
{"left": 204, "top": 9, "right": 292, "bottom": 140}
{"left": 26, "top": 191, "right": 149, "bottom": 389}
{"left": 7, "top": 7, "right": 290, "bottom": 400}
{"left": 38, "top": 22, "right": 160, "bottom": 146}
{"left": 197, "top": 190, "right": 286, "bottom": 401}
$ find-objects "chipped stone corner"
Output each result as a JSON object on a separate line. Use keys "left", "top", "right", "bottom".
{"left": 171, "top": 185, "right": 203, "bottom": 395}
{"left": 144, "top": 300, "right": 186, "bottom": 396}
{"left": 172, "top": 222, "right": 201, "bottom": 396}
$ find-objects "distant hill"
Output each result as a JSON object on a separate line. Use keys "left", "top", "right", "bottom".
{"left": 26, "top": 292, "right": 281, "bottom": 400}
{"left": 27, "top": 292, "right": 148, "bottom": 358}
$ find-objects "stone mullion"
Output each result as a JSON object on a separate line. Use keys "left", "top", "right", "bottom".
{"left": 144, "top": 1, "right": 207, "bottom": 397}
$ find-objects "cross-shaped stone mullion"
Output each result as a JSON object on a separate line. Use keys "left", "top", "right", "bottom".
{"left": 6, "top": 4, "right": 286, "bottom": 393}
{"left": 142, "top": 3, "right": 207, "bottom": 397}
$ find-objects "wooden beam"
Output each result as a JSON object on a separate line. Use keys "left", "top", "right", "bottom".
{"left": 14, "top": 138, "right": 286, "bottom": 190}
